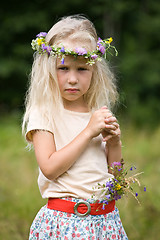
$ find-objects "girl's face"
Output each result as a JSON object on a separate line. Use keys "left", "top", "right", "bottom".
{"left": 56, "top": 55, "right": 93, "bottom": 111}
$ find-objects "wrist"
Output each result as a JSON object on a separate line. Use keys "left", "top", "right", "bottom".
{"left": 83, "top": 127, "right": 93, "bottom": 141}
{"left": 106, "top": 139, "right": 122, "bottom": 147}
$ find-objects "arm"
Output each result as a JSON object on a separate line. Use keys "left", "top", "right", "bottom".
{"left": 32, "top": 107, "right": 113, "bottom": 180}
{"left": 33, "top": 128, "right": 92, "bottom": 180}
{"left": 106, "top": 138, "right": 122, "bottom": 174}
{"left": 101, "top": 115, "right": 122, "bottom": 174}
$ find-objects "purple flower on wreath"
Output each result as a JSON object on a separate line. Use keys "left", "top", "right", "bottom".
{"left": 135, "top": 192, "right": 138, "bottom": 197}
{"left": 41, "top": 43, "right": 46, "bottom": 51}
{"left": 75, "top": 47, "right": 87, "bottom": 55}
{"left": 36, "top": 32, "right": 47, "bottom": 38}
{"left": 91, "top": 54, "right": 98, "bottom": 60}
{"left": 97, "top": 37, "right": 102, "bottom": 42}
{"left": 41, "top": 44, "right": 52, "bottom": 54}
{"left": 60, "top": 46, "right": 65, "bottom": 53}
{"left": 61, "top": 57, "right": 65, "bottom": 64}
{"left": 97, "top": 38, "right": 105, "bottom": 54}
{"left": 46, "top": 46, "right": 52, "bottom": 54}
{"left": 98, "top": 45, "right": 105, "bottom": 54}
{"left": 144, "top": 187, "right": 146, "bottom": 192}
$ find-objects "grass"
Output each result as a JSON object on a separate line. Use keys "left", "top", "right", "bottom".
{"left": 0, "top": 113, "right": 159, "bottom": 239}
{"left": 117, "top": 124, "right": 160, "bottom": 239}
{"left": 0, "top": 113, "right": 46, "bottom": 240}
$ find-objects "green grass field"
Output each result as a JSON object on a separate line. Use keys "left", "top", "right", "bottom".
{"left": 0, "top": 113, "right": 159, "bottom": 240}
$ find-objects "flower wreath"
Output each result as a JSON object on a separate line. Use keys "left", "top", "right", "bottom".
{"left": 31, "top": 32, "right": 118, "bottom": 65}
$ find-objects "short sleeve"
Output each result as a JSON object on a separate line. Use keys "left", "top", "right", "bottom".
{"left": 26, "top": 108, "right": 54, "bottom": 142}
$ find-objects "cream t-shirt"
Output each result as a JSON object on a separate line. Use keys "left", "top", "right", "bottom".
{"left": 26, "top": 108, "right": 113, "bottom": 200}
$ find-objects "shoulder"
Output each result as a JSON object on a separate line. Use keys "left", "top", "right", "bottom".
{"left": 25, "top": 107, "right": 54, "bottom": 142}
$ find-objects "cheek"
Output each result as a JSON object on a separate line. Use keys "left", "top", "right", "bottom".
{"left": 85, "top": 80, "right": 91, "bottom": 90}
{"left": 57, "top": 74, "right": 64, "bottom": 92}
{"left": 84, "top": 73, "right": 93, "bottom": 89}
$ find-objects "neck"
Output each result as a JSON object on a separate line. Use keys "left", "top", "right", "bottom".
{"left": 63, "top": 101, "right": 89, "bottom": 113}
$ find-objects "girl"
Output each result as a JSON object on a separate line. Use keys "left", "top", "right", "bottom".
{"left": 23, "top": 15, "right": 128, "bottom": 239}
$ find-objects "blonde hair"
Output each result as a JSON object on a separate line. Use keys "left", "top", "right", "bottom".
{"left": 22, "top": 15, "right": 118, "bottom": 136}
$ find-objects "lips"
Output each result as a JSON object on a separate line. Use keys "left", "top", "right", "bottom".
{"left": 65, "top": 88, "right": 79, "bottom": 93}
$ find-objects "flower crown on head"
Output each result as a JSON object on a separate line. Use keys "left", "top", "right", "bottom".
{"left": 31, "top": 32, "right": 118, "bottom": 65}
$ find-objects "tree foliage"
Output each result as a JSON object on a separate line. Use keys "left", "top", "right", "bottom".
{"left": 0, "top": 0, "right": 159, "bottom": 125}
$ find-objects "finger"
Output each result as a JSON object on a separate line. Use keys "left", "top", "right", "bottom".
{"left": 112, "top": 122, "right": 119, "bottom": 128}
{"left": 103, "top": 130, "right": 121, "bottom": 141}
{"left": 106, "top": 130, "right": 116, "bottom": 135}
{"left": 107, "top": 129, "right": 121, "bottom": 136}
{"left": 101, "top": 108, "right": 111, "bottom": 115}
{"left": 105, "top": 122, "right": 119, "bottom": 129}
{"left": 105, "top": 124, "right": 117, "bottom": 130}
{"left": 105, "top": 116, "right": 117, "bottom": 123}
{"left": 97, "top": 109, "right": 110, "bottom": 117}
{"left": 101, "top": 106, "right": 108, "bottom": 110}
{"left": 102, "top": 134, "right": 114, "bottom": 142}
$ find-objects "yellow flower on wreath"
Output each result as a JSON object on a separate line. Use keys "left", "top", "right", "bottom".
{"left": 37, "top": 38, "right": 43, "bottom": 45}
{"left": 105, "top": 37, "right": 113, "bottom": 44}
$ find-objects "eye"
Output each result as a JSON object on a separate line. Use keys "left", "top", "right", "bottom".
{"left": 78, "top": 67, "right": 88, "bottom": 71}
{"left": 57, "top": 66, "right": 68, "bottom": 71}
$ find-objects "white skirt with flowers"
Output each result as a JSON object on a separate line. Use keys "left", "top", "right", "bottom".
{"left": 29, "top": 197, "right": 128, "bottom": 240}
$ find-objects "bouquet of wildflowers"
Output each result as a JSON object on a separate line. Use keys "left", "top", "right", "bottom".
{"left": 92, "top": 159, "right": 146, "bottom": 208}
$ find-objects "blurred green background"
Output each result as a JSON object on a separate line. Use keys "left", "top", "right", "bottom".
{"left": 0, "top": 0, "right": 160, "bottom": 239}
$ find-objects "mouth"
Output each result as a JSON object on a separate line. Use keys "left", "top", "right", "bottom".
{"left": 65, "top": 88, "right": 80, "bottom": 93}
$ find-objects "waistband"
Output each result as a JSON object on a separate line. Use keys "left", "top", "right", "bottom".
{"left": 47, "top": 198, "right": 115, "bottom": 217}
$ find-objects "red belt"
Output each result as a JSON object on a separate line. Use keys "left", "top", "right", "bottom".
{"left": 47, "top": 198, "right": 115, "bottom": 217}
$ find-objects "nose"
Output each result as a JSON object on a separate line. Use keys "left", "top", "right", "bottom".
{"left": 68, "top": 70, "right": 78, "bottom": 85}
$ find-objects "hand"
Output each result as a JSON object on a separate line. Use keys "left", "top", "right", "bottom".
{"left": 101, "top": 112, "right": 121, "bottom": 145}
{"left": 104, "top": 128, "right": 121, "bottom": 146}
{"left": 85, "top": 106, "right": 113, "bottom": 139}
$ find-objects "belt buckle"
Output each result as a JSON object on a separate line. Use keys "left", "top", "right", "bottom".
{"left": 74, "top": 200, "right": 91, "bottom": 217}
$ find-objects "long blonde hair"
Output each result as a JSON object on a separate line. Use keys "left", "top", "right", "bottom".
{"left": 22, "top": 15, "right": 118, "bottom": 136}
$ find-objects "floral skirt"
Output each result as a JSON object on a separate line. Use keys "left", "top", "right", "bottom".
{"left": 29, "top": 197, "right": 128, "bottom": 240}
